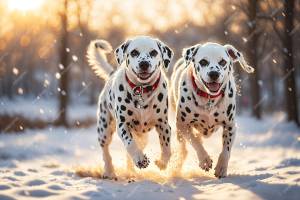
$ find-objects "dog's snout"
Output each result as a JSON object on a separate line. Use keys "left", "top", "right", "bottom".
{"left": 139, "top": 61, "right": 150, "bottom": 71}
{"left": 208, "top": 71, "right": 220, "bottom": 81}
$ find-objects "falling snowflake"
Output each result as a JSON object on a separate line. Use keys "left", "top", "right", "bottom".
{"left": 59, "top": 64, "right": 64, "bottom": 70}
{"left": 18, "top": 88, "right": 24, "bottom": 95}
{"left": 44, "top": 79, "right": 50, "bottom": 87}
{"left": 55, "top": 72, "right": 61, "bottom": 79}
{"left": 13, "top": 67, "right": 19, "bottom": 75}
{"left": 39, "top": 108, "right": 45, "bottom": 114}
{"left": 272, "top": 59, "right": 277, "bottom": 64}
{"left": 72, "top": 55, "right": 78, "bottom": 62}
{"left": 81, "top": 81, "right": 86, "bottom": 87}
{"left": 66, "top": 48, "right": 70, "bottom": 52}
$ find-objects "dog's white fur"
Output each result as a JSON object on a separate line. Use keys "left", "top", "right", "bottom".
{"left": 170, "top": 42, "right": 254, "bottom": 178}
{"left": 87, "top": 36, "right": 173, "bottom": 179}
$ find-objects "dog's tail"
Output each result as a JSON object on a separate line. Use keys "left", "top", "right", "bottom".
{"left": 87, "top": 40, "right": 114, "bottom": 81}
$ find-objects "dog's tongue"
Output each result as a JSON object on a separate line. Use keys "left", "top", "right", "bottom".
{"left": 206, "top": 82, "right": 221, "bottom": 92}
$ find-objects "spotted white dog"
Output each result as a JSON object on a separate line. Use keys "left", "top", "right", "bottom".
{"left": 171, "top": 42, "right": 254, "bottom": 178}
{"left": 87, "top": 36, "right": 173, "bottom": 179}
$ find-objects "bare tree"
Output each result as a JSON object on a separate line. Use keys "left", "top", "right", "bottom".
{"left": 56, "top": 0, "right": 70, "bottom": 126}
{"left": 282, "top": 0, "right": 299, "bottom": 125}
{"left": 247, "top": 0, "right": 262, "bottom": 119}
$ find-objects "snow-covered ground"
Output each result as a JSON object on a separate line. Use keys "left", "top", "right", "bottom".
{"left": 0, "top": 100, "right": 300, "bottom": 200}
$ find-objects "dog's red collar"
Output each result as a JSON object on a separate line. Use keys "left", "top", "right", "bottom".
{"left": 191, "top": 73, "right": 224, "bottom": 99}
{"left": 125, "top": 72, "right": 161, "bottom": 96}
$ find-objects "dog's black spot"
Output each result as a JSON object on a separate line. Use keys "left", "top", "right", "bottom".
{"left": 127, "top": 92, "right": 132, "bottom": 100}
{"left": 228, "top": 127, "right": 232, "bottom": 131}
{"left": 119, "top": 84, "right": 124, "bottom": 91}
{"left": 215, "top": 118, "right": 218, "bottom": 122}
{"left": 227, "top": 104, "right": 233, "bottom": 116}
{"left": 164, "top": 108, "right": 167, "bottom": 114}
{"left": 97, "top": 127, "right": 100, "bottom": 133}
{"left": 153, "top": 104, "right": 157, "bottom": 109}
{"left": 229, "top": 113, "right": 233, "bottom": 121}
{"left": 164, "top": 60, "right": 170, "bottom": 68}
{"left": 181, "top": 116, "right": 185, "bottom": 122}
{"left": 157, "top": 93, "right": 164, "bottom": 102}
{"left": 118, "top": 123, "right": 123, "bottom": 128}
{"left": 229, "top": 88, "right": 234, "bottom": 98}
{"left": 118, "top": 97, "right": 122, "bottom": 102}
{"left": 133, "top": 120, "right": 140, "bottom": 125}
{"left": 119, "top": 115, "right": 125, "bottom": 122}
{"left": 182, "top": 81, "right": 186, "bottom": 86}
{"left": 125, "top": 98, "right": 130, "bottom": 104}
{"left": 120, "top": 105, "right": 126, "bottom": 111}
{"left": 187, "top": 96, "right": 191, "bottom": 101}
{"left": 185, "top": 107, "right": 191, "bottom": 113}
{"left": 158, "top": 118, "right": 163, "bottom": 122}
{"left": 156, "top": 108, "right": 160, "bottom": 113}
{"left": 127, "top": 110, "right": 133, "bottom": 116}
{"left": 163, "top": 82, "right": 166, "bottom": 89}
{"left": 214, "top": 112, "right": 219, "bottom": 117}
{"left": 103, "top": 123, "right": 107, "bottom": 128}
{"left": 183, "top": 88, "right": 188, "bottom": 92}
{"left": 181, "top": 96, "right": 185, "bottom": 103}
{"left": 181, "top": 111, "right": 186, "bottom": 117}
{"left": 194, "top": 113, "right": 199, "bottom": 117}
{"left": 201, "top": 119, "right": 205, "bottom": 123}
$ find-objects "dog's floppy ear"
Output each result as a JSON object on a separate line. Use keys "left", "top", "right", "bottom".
{"left": 156, "top": 40, "right": 174, "bottom": 71}
{"left": 224, "top": 44, "right": 254, "bottom": 73}
{"left": 182, "top": 44, "right": 200, "bottom": 67}
{"left": 114, "top": 39, "right": 131, "bottom": 65}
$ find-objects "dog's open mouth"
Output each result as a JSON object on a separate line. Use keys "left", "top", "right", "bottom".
{"left": 137, "top": 71, "right": 154, "bottom": 80}
{"left": 202, "top": 79, "right": 222, "bottom": 92}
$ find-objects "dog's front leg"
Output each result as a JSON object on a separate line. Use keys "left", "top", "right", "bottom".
{"left": 117, "top": 122, "right": 150, "bottom": 169}
{"left": 154, "top": 119, "right": 171, "bottom": 170}
{"left": 214, "top": 122, "right": 236, "bottom": 178}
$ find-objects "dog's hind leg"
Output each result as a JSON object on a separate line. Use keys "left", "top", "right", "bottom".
{"left": 97, "top": 102, "right": 116, "bottom": 180}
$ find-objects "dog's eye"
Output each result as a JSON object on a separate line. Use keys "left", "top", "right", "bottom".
{"left": 219, "top": 59, "right": 227, "bottom": 66}
{"left": 149, "top": 50, "right": 158, "bottom": 57}
{"left": 130, "top": 49, "right": 139, "bottom": 57}
{"left": 199, "top": 59, "right": 209, "bottom": 66}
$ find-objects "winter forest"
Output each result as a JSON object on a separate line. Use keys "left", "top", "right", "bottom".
{"left": 0, "top": 0, "right": 300, "bottom": 200}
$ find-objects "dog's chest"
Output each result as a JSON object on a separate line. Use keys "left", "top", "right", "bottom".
{"left": 129, "top": 107, "right": 156, "bottom": 133}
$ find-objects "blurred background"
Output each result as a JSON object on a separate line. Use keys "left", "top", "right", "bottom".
{"left": 0, "top": 0, "right": 299, "bottom": 132}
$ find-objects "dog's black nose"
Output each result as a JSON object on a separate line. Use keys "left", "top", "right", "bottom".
{"left": 208, "top": 71, "right": 220, "bottom": 81}
{"left": 139, "top": 61, "right": 150, "bottom": 71}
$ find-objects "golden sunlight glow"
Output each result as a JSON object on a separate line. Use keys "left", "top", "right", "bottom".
{"left": 8, "top": 0, "right": 45, "bottom": 11}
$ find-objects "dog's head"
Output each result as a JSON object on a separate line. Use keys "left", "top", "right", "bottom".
{"left": 183, "top": 42, "right": 254, "bottom": 94}
{"left": 115, "top": 36, "right": 173, "bottom": 84}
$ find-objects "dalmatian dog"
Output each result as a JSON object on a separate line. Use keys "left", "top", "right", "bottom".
{"left": 170, "top": 42, "right": 254, "bottom": 178}
{"left": 87, "top": 36, "right": 173, "bottom": 180}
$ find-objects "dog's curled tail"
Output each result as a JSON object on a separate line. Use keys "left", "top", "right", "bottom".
{"left": 87, "top": 39, "right": 114, "bottom": 81}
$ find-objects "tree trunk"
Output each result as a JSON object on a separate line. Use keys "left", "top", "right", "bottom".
{"left": 56, "top": 0, "right": 70, "bottom": 126}
{"left": 283, "top": 0, "right": 299, "bottom": 125}
{"left": 248, "top": 0, "right": 261, "bottom": 119}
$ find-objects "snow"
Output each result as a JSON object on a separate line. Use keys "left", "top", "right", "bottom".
{"left": 0, "top": 97, "right": 96, "bottom": 123}
{"left": 0, "top": 101, "right": 300, "bottom": 200}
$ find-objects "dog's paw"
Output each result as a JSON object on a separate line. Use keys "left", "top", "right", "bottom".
{"left": 134, "top": 154, "right": 150, "bottom": 169}
{"left": 199, "top": 155, "right": 213, "bottom": 172}
{"left": 214, "top": 153, "right": 229, "bottom": 178}
{"left": 155, "top": 159, "right": 168, "bottom": 170}
{"left": 102, "top": 171, "right": 118, "bottom": 181}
